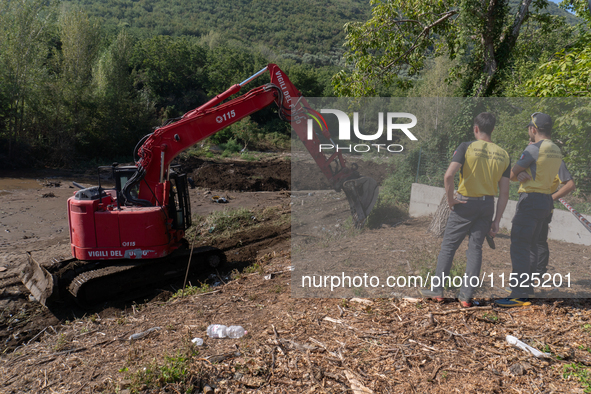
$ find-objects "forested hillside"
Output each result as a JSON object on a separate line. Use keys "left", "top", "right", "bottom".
{"left": 0, "top": 0, "right": 588, "bottom": 171}
{"left": 64, "top": 0, "right": 578, "bottom": 63}
{"left": 65, "top": 0, "right": 371, "bottom": 65}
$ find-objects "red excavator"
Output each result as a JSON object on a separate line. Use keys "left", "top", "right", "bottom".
{"left": 20, "top": 64, "right": 378, "bottom": 307}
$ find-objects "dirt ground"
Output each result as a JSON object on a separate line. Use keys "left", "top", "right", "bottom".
{"left": 290, "top": 192, "right": 591, "bottom": 300}
{"left": 1, "top": 156, "right": 591, "bottom": 393}
{"left": 179, "top": 154, "right": 394, "bottom": 192}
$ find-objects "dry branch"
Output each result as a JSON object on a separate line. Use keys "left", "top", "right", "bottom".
{"left": 431, "top": 306, "right": 492, "bottom": 315}
{"left": 344, "top": 370, "right": 374, "bottom": 394}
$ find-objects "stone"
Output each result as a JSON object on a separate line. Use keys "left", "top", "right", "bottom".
{"left": 509, "top": 363, "right": 526, "bottom": 376}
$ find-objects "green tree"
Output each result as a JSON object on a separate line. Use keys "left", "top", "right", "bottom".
{"left": 57, "top": 7, "right": 101, "bottom": 157}
{"left": 0, "top": 0, "right": 55, "bottom": 160}
{"left": 205, "top": 44, "right": 268, "bottom": 95}
{"left": 332, "top": 0, "right": 562, "bottom": 97}
{"left": 514, "top": 0, "right": 591, "bottom": 182}
{"left": 522, "top": 0, "right": 591, "bottom": 97}
{"left": 524, "top": 35, "right": 591, "bottom": 97}
{"left": 559, "top": 0, "right": 591, "bottom": 19}
{"left": 132, "top": 35, "right": 209, "bottom": 117}
{"left": 92, "top": 30, "right": 155, "bottom": 157}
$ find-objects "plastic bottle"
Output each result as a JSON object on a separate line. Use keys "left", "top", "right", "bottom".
{"left": 207, "top": 324, "right": 227, "bottom": 338}
{"left": 506, "top": 335, "right": 550, "bottom": 358}
{"left": 226, "top": 326, "right": 247, "bottom": 338}
{"left": 206, "top": 325, "right": 247, "bottom": 339}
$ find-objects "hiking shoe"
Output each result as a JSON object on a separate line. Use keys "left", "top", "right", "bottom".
{"left": 458, "top": 299, "right": 472, "bottom": 308}
{"left": 494, "top": 298, "right": 532, "bottom": 308}
{"left": 457, "top": 293, "right": 472, "bottom": 308}
{"left": 458, "top": 295, "right": 472, "bottom": 308}
{"left": 418, "top": 288, "right": 444, "bottom": 302}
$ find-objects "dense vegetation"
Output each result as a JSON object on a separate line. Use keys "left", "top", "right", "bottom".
{"left": 0, "top": 0, "right": 366, "bottom": 168}
{"left": 64, "top": 0, "right": 371, "bottom": 65}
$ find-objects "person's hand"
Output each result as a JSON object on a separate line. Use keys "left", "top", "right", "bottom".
{"left": 489, "top": 221, "right": 499, "bottom": 237}
{"left": 517, "top": 172, "right": 532, "bottom": 182}
{"left": 448, "top": 198, "right": 466, "bottom": 211}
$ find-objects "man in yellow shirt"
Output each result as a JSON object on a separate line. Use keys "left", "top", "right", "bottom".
{"left": 420, "top": 112, "right": 511, "bottom": 307}
{"left": 518, "top": 163, "right": 575, "bottom": 276}
{"left": 496, "top": 112, "right": 565, "bottom": 307}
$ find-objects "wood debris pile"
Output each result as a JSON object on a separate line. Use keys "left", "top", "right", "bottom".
{"left": 2, "top": 250, "right": 591, "bottom": 393}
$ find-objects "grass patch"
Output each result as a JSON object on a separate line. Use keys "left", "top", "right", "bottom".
{"left": 365, "top": 193, "right": 408, "bottom": 229}
{"left": 129, "top": 351, "right": 196, "bottom": 393}
{"left": 171, "top": 282, "right": 212, "bottom": 300}
{"left": 482, "top": 312, "right": 499, "bottom": 322}
{"left": 243, "top": 262, "right": 265, "bottom": 275}
{"left": 197, "top": 208, "right": 254, "bottom": 238}
{"left": 53, "top": 333, "right": 70, "bottom": 352}
{"left": 418, "top": 257, "right": 466, "bottom": 291}
{"left": 304, "top": 217, "right": 364, "bottom": 250}
{"left": 188, "top": 206, "right": 287, "bottom": 244}
{"left": 219, "top": 138, "right": 244, "bottom": 154}
{"left": 270, "top": 285, "right": 284, "bottom": 293}
{"left": 563, "top": 363, "right": 591, "bottom": 393}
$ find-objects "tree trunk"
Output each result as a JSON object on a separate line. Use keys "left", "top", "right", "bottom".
{"left": 427, "top": 193, "right": 452, "bottom": 237}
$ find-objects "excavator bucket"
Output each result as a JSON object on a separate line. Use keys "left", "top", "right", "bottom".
{"left": 342, "top": 176, "right": 379, "bottom": 228}
{"left": 19, "top": 252, "right": 57, "bottom": 307}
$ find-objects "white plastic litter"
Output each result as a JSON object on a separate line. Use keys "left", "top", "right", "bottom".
{"left": 506, "top": 335, "right": 551, "bottom": 358}
{"left": 207, "top": 324, "right": 247, "bottom": 338}
{"left": 192, "top": 337, "right": 204, "bottom": 346}
{"left": 128, "top": 327, "right": 161, "bottom": 341}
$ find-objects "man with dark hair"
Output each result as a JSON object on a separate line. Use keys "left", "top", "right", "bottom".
{"left": 420, "top": 112, "right": 511, "bottom": 307}
{"left": 496, "top": 112, "right": 565, "bottom": 308}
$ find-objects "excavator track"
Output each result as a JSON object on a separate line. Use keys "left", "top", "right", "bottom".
{"left": 66, "top": 246, "right": 225, "bottom": 308}
{"left": 68, "top": 264, "right": 136, "bottom": 307}
{"left": 22, "top": 246, "right": 225, "bottom": 308}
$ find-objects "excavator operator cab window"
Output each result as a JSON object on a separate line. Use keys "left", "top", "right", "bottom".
{"left": 113, "top": 166, "right": 139, "bottom": 205}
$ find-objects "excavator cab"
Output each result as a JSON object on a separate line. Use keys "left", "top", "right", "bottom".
{"left": 110, "top": 164, "right": 192, "bottom": 231}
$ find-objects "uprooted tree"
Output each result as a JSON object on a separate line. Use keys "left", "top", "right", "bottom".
{"left": 428, "top": 193, "right": 452, "bottom": 237}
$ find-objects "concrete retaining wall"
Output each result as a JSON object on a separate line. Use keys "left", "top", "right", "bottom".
{"left": 409, "top": 183, "right": 591, "bottom": 246}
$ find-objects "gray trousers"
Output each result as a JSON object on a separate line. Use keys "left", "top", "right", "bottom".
{"left": 531, "top": 211, "right": 552, "bottom": 276}
{"left": 509, "top": 193, "right": 553, "bottom": 297}
{"left": 433, "top": 197, "right": 494, "bottom": 300}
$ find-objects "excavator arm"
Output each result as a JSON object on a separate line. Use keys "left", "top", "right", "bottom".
{"left": 127, "top": 64, "right": 378, "bottom": 224}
